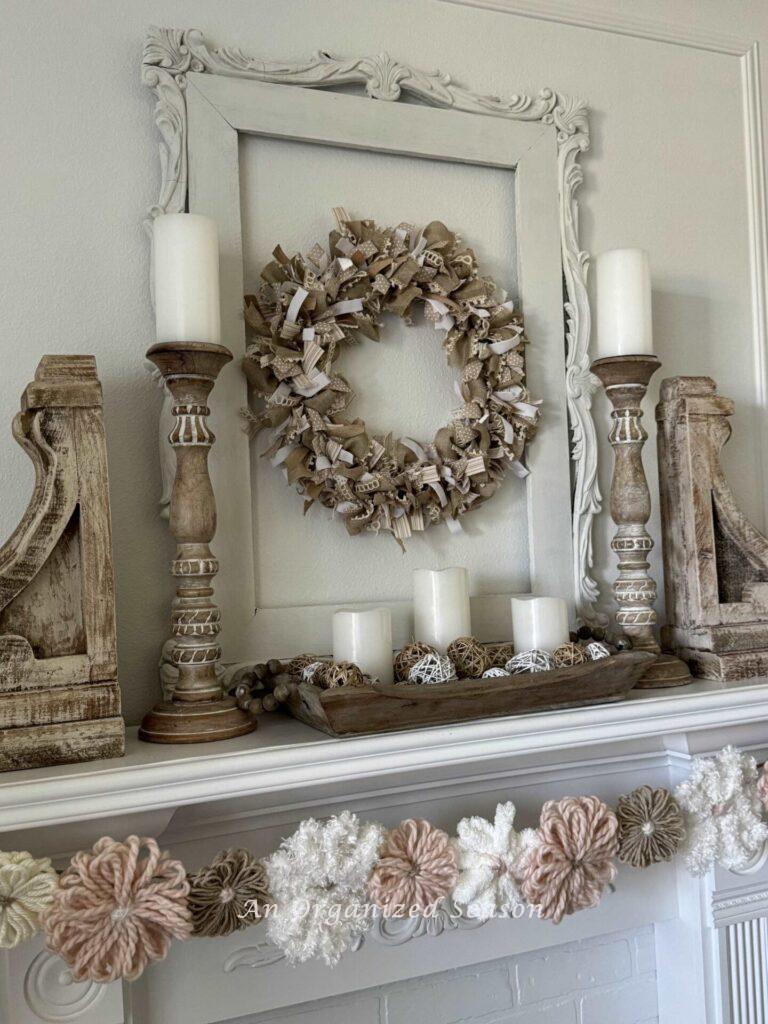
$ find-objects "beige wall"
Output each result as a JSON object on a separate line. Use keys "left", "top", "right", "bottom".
{"left": 2, "top": 0, "right": 768, "bottom": 724}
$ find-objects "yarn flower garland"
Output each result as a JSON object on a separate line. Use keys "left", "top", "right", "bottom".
{"left": 369, "top": 819, "right": 458, "bottom": 917}
{"left": 452, "top": 802, "right": 539, "bottom": 920}
{"left": 3, "top": 744, "right": 768, "bottom": 981}
{"left": 674, "top": 745, "right": 768, "bottom": 875}
{"left": 43, "top": 835, "right": 191, "bottom": 983}
{"left": 187, "top": 848, "right": 271, "bottom": 938}
{"left": 264, "top": 812, "right": 383, "bottom": 965}
{"left": 242, "top": 212, "right": 539, "bottom": 544}
{"left": 520, "top": 797, "right": 619, "bottom": 924}
{"left": 0, "top": 851, "right": 58, "bottom": 949}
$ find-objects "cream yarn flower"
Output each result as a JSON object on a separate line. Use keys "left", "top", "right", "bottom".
{"left": 0, "top": 851, "right": 58, "bottom": 949}
{"left": 675, "top": 746, "right": 768, "bottom": 875}
{"left": 265, "top": 812, "right": 383, "bottom": 965}
{"left": 452, "top": 802, "right": 539, "bottom": 920}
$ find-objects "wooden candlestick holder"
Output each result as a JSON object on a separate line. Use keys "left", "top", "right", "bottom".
{"left": 139, "top": 342, "right": 257, "bottom": 743}
{"left": 591, "top": 354, "right": 691, "bottom": 688}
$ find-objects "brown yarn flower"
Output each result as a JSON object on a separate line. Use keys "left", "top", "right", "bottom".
{"left": 188, "top": 849, "right": 271, "bottom": 937}
{"left": 43, "top": 836, "right": 191, "bottom": 983}
{"left": 616, "top": 786, "right": 685, "bottom": 869}
{"left": 369, "top": 819, "right": 458, "bottom": 916}
{"left": 521, "top": 797, "right": 618, "bottom": 923}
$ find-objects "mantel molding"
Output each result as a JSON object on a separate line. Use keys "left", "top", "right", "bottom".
{"left": 141, "top": 26, "right": 602, "bottom": 622}
{"left": 4, "top": 679, "right": 768, "bottom": 835}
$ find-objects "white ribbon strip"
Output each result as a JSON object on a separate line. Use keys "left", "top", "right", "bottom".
{"left": 326, "top": 297, "right": 364, "bottom": 317}
{"left": 270, "top": 445, "right": 294, "bottom": 467}
{"left": 507, "top": 458, "right": 530, "bottom": 478}
{"left": 293, "top": 371, "right": 330, "bottom": 398}
{"left": 286, "top": 287, "right": 309, "bottom": 324}
{"left": 400, "top": 437, "right": 427, "bottom": 462}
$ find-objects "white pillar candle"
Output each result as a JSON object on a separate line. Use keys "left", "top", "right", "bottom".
{"left": 413, "top": 568, "right": 471, "bottom": 653}
{"left": 333, "top": 607, "right": 393, "bottom": 684}
{"left": 594, "top": 248, "right": 653, "bottom": 359}
{"left": 153, "top": 213, "right": 221, "bottom": 344}
{"left": 511, "top": 596, "right": 569, "bottom": 653}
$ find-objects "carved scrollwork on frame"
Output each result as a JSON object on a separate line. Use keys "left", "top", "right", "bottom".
{"left": 142, "top": 26, "right": 602, "bottom": 621}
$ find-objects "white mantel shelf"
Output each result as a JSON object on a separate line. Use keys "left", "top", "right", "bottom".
{"left": 3, "top": 678, "right": 768, "bottom": 833}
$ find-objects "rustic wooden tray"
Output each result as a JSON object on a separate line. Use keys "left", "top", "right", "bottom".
{"left": 281, "top": 650, "right": 655, "bottom": 737}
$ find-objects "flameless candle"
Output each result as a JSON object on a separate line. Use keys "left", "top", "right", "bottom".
{"left": 333, "top": 607, "right": 393, "bottom": 684}
{"left": 153, "top": 213, "right": 221, "bottom": 344}
{"left": 594, "top": 248, "right": 653, "bottom": 359}
{"left": 511, "top": 596, "right": 569, "bottom": 653}
{"left": 413, "top": 568, "right": 471, "bottom": 653}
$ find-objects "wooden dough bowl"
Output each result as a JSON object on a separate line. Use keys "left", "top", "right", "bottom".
{"left": 281, "top": 650, "right": 655, "bottom": 737}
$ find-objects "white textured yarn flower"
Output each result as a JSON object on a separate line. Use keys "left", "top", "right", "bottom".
{"left": 675, "top": 745, "right": 768, "bottom": 875}
{"left": 452, "top": 802, "right": 539, "bottom": 920}
{"left": 265, "top": 812, "right": 383, "bottom": 965}
{"left": 0, "top": 851, "right": 58, "bottom": 949}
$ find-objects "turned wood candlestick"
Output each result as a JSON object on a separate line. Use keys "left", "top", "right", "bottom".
{"left": 139, "top": 341, "right": 257, "bottom": 743}
{"left": 591, "top": 354, "right": 691, "bottom": 688}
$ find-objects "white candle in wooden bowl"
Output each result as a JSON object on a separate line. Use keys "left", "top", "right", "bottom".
{"left": 511, "top": 596, "right": 569, "bottom": 653}
{"left": 594, "top": 248, "right": 653, "bottom": 359}
{"left": 413, "top": 568, "right": 471, "bottom": 653}
{"left": 333, "top": 608, "right": 393, "bottom": 684}
{"left": 153, "top": 213, "right": 221, "bottom": 344}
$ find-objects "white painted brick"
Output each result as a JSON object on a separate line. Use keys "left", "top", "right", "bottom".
{"left": 516, "top": 938, "right": 632, "bottom": 1003}
{"left": 386, "top": 966, "right": 513, "bottom": 1024}
{"left": 580, "top": 977, "right": 659, "bottom": 1024}
{"left": 501, "top": 999, "right": 578, "bottom": 1022}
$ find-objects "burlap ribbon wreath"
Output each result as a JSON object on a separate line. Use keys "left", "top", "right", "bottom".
{"left": 242, "top": 210, "right": 540, "bottom": 544}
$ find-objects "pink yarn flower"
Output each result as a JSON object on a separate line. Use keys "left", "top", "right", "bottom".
{"left": 520, "top": 797, "right": 619, "bottom": 924}
{"left": 369, "top": 819, "right": 458, "bottom": 917}
{"left": 43, "top": 836, "right": 191, "bottom": 983}
{"left": 758, "top": 763, "right": 768, "bottom": 811}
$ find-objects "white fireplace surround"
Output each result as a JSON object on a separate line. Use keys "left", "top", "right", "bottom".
{"left": 3, "top": 677, "right": 768, "bottom": 1024}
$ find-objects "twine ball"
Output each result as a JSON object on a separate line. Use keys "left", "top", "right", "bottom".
{"left": 505, "top": 650, "right": 555, "bottom": 675}
{"left": 43, "top": 836, "right": 191, "bottom": 984}
{"left": 552, "top": 642, "right": 587, "bottom": 668}
{"left": 319, "top": 661, "right": 365, "bottom": 689}
{"left": 584, "top": 641, "right": 611, "bottom": 661}
{"left": 616, "top": 786, "right": 685, "bottom": 869}
{"left": 301, "top": 661, "right": 326, "bottom": 684}
{"left": 447, "top": 636, "right": 490, "bottom": 679}
{"left": 483, "top": 666, "right": 508, "bottom": 678}
{"left": 394, "top": 641, "right": 438, "bottom": 681}
{"left": 287, "top": 654, "right": 317, "bottom": 678}
{"left": 486, "top": 643, "right": 515, "bottom": 668}
{"left": 409, "top": 653, "right": 457, "bottom": 685}
{"left": 187, "top": 849, "right": 271, "bottom": 937}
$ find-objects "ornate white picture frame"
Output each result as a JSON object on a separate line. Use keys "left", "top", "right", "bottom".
{"left": 142, "top": 27, "right": 602, "bottom": 658}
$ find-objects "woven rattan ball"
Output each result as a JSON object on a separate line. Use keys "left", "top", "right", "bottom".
{"left": 505, "top": 650, "right": 555, "bottom": 675}
{"left": 408, "top": 653, "right": 457, "bottom": 685}
{"left": 482, "top": 666, "right": 507, "bottom": 678}
{"left": 446, "top": 636, "right": 490, "bottom": 679}
{"left": 394, "top": 641, "right": 438, "bottom": 682}
{"left": 320, "top": 661, "right": 365, "bottom": 689}
{"left": 552, "top": 642, "right": 588, "bottom": 668}
{"left": 301, "top": 661, "right": 326, "bottom": 685}
{"left": 584, "top": 641, "right": 611, "bottom": 661}
{"left": 486, "top": 643, "right": 515, "bottom": 668}
{"left": 286, "top": 654, "right": 317, "bottom": 678}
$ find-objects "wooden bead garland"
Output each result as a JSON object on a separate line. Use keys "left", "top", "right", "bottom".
{"left": 446, "top": 636, "right": 490, "bottom": 679}
{"left": 584, "top": 641, "right": 611, "bottom": 661}
{"left": 552, "top": 642, "right": 587, "bottom": 668}
{"left": 505, "top": 650, "right": 555, "bottom": 674}
{"left": 408, "top": 653, "right": 457, "bottom": 685}
{"left": 319, "top": 662, "right": 366, "bottom": 689}
{"left": 394, "top": 641, "right": 438, "bottom": 682}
